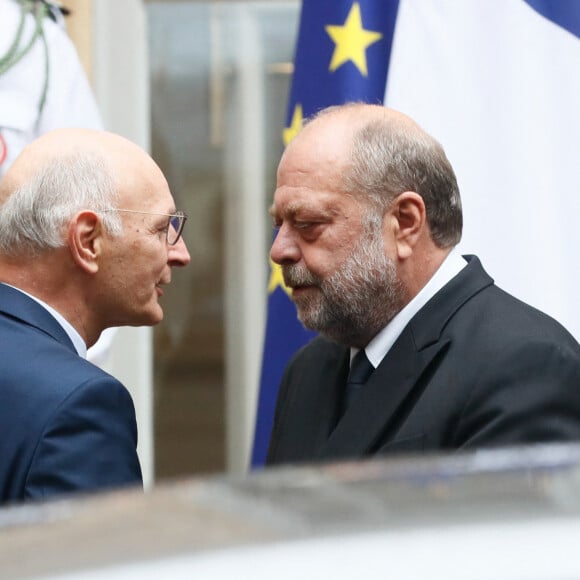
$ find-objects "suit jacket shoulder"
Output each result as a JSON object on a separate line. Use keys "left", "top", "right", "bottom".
{"left": 0, "top": 284, "right": 142, "bottom": 504}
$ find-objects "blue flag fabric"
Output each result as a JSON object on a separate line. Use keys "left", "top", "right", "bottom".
{"left": 524, "top": 0, "right": 580, "bottom": 37}
{"left": 252, "top": 0, "right": 580, "bottom": 467}
{"left": 286, "top": 0, "right": 400, "bottom": 118}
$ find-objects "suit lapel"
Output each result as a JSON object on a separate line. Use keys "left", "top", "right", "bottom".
{"left": 0, "top": 283, "right": 77, "bottom": 352}
{"left": 319, "top": 331, "right": 450, "bottom": 459}
{"left": 317, "top": 255, "right": 493, "bottom": 460}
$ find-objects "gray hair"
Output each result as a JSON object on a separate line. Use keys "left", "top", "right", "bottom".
{"left": 313, "top": 105, "right": 463, "bottom": 248}
{"left": 0, "top": 153, "right": 123, "bottom": 256}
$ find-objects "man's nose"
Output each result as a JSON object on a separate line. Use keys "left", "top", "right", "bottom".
{"left": 270, "top": 226, "right": 300, "bottom": 265}
{"left": 168, "top": 236, "right": 191, "bottom": 267}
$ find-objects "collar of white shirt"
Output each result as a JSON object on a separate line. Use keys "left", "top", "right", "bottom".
{"left": 351, "top": 248, "right": 467, "bottom": 369}
{"left": 3, "top": 284, "right": 87, "bottom": 358}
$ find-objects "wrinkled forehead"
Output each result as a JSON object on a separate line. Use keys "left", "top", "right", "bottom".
{"left": 280, "top": 116, "right": 355, "bottom": 182}
{"left": 297, "top": 112, "right": 357, "bottom": 154}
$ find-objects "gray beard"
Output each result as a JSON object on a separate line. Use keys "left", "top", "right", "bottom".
{"left": 283, "top": 228, "right": 406, "bottom": 347}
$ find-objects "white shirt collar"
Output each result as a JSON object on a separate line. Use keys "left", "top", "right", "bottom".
{"left": 4, "top": 284, "right": 87, "bottom": 358}
{"left": 353, "top": 247, "right": 467, "bottom": 368}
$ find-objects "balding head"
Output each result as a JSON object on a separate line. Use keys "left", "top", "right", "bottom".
{"left": 286, "top": 103, "right": 463, "bottom": 248}
{"left": 303, "top": 102, "right": 421, "bottom": 140}
{"left": 0, "top": 128, "right": 190, "bottom": 346}
{"left": 0, "top": 128, "right": 167, "bottom": 257}
{"left": 0, "top": 128, "right": 160, "bottom": 202}
{"left": 283, "top": 103, "right": 420, "bottom": 168}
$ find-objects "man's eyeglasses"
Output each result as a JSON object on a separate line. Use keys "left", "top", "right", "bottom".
{"left": 100, "top": 209, "right": 187, "bottom": 245}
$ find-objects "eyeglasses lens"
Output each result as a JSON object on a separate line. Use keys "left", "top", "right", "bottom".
{"left": 168, "top": 215, "right": 183, "bottom": 245}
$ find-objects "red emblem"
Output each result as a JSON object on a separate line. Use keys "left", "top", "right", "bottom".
{"left": 0, "top": 133, "right": 7, "bottom": 168}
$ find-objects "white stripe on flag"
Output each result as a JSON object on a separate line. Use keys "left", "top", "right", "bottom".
{"left": 385, "top": 0, "right": 580, "bottom": 339}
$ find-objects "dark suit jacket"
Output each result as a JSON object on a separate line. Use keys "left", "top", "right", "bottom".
{"left": 267, "top": 256, "right": 580, "bottom": 465}
{"left": 0, "top": 283, "right": 142, "bottom": 504}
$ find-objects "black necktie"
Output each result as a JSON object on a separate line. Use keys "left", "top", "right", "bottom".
{"left": 343, "top": 349, "right": 374, "bottom": 412}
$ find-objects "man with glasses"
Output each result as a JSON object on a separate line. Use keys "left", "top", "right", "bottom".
{"left": 0, "top": 127, "right": 190, "bottom": 504}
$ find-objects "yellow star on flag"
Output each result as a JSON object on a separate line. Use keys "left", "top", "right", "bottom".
{"left": 325, "top": 2, "right": 383, "bottom": 77}
{"left": 282, "top": 103, "right": 304, "bottom": 146}
{"left": 267, "top": 258, "right": 292, "bottom": 297}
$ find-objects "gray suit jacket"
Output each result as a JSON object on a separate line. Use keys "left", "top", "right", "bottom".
{"left": 267, "top": 256, "right": 580, "bottom": 465}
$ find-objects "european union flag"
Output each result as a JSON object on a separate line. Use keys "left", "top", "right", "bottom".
{"left": 251, "top": 0, "right": 401, "bottom": 467}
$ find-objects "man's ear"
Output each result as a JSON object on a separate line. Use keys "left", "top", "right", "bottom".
{"left": 67, "top": 211, "right": 103, "bottom": 274}
{"left": 388, "top": 191, "right": 426, "bottom": 260}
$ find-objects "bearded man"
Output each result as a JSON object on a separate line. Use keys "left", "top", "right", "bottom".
{"left": 266, "top": 103, "right": 580, "bottom": 465}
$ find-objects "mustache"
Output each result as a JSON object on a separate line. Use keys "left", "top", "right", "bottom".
{"left": 282, "top": 264, "right": 322, "bottom": 287}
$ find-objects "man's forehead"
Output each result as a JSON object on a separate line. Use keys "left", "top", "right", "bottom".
{"left": 270, "top": 193, "right": 345, "bottom": 219}
{"left": 290, "top": 121, "right": 350, "bottom": 159}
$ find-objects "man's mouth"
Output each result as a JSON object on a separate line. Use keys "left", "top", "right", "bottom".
{"left": 156, "top": 279, "right": 171, "bottom": 297}
{"left": 291, "top": 284, "right": 317, "bottom": 297}
{"left": 283, "top": 269, "right": 320, "bottom": 291}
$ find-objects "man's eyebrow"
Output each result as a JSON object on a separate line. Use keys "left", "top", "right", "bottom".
{"left": 269, "top": 202, "right": 323, "bottom": 219}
